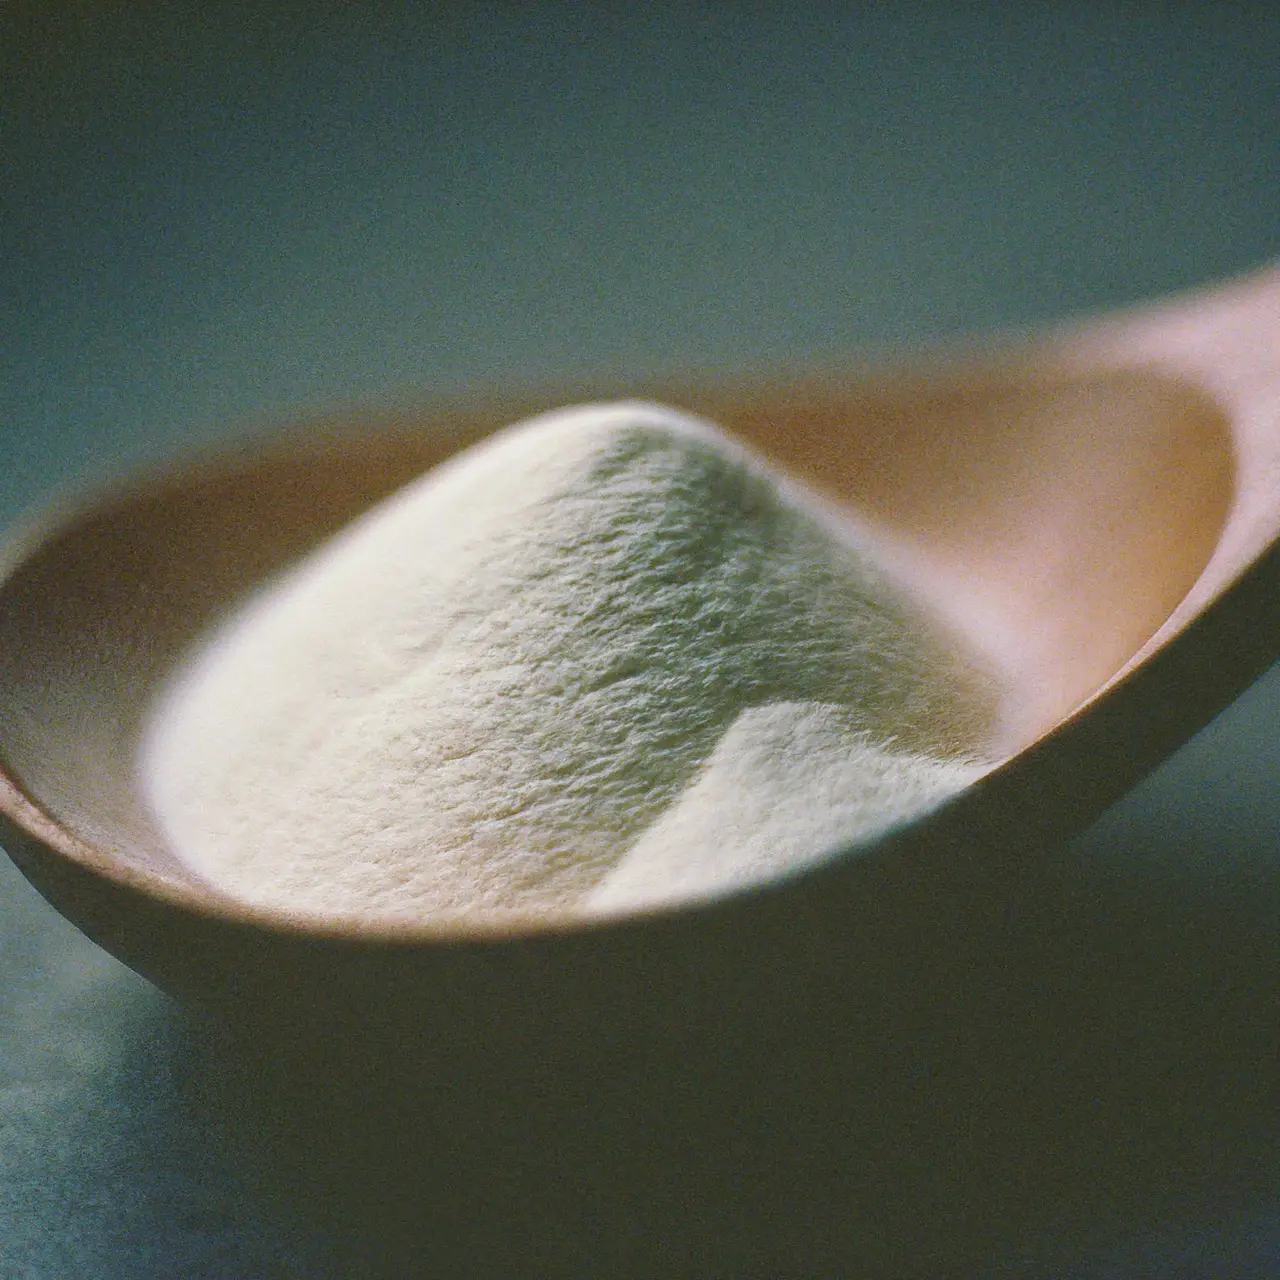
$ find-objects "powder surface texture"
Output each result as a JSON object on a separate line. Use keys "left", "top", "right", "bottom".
{"left": 587, "top": 702, "right": 985, "bottom": 912}
{"left": 143, "top": 402, "right": 994, "bottom": 920}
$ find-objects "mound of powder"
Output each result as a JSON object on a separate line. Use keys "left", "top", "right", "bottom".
{"left": 142, "top": 402, "right": 994, "bottom": 920}
{"left": 587, "top": 702, "right": 986, "bottom": 912}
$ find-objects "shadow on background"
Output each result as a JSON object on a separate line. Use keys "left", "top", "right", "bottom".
{"left": 0, "top": 854, "right": 314, "bottom": 1280}
{"left": 179, "top": 807, "right": 1277, "bottom": 1278}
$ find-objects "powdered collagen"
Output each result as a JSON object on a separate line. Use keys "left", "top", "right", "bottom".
{"left": 142, "top": 402, "right": 994, "bottom": 921}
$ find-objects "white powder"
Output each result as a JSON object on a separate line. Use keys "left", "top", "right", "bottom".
{"left": 142, "top": 402, "right": 994, "bottom": 921}
{"left": 587, "top": 703, "right": 986, "bottom": 912}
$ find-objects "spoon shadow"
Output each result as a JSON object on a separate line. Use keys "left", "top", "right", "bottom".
{"left": 179, "top": 742, "right": 1279, "bottom": 1279}
{"left": 0, "top": 857, "right": 317, "bottom": 1279}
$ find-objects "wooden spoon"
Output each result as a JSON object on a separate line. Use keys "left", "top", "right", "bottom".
{"left": 0, "top": 264, "right": 1276, "bottom": 1018}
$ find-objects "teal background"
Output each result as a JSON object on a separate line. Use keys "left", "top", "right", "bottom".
{"left": 1, "top": 4, "right": 1277, "bottom": 1275}
{"left": 5, "top": 4, "right": 1278, "bottom": 523}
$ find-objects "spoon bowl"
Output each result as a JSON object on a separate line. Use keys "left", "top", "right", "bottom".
{"left": 0, "top": 267, "right": 1277, "bottom": 1017}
